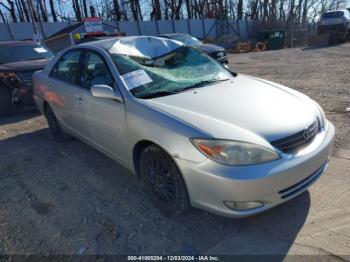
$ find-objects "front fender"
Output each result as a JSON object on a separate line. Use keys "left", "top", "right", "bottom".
{"left": 125, "top": 98, "right": 209, "bottom": 171}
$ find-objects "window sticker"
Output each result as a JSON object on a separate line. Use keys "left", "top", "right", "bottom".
{"left": 34, "top": 47, "right": 48, "bottom": 53}
{"left": 121, "top": 69, "right": 153, "bottom": 90}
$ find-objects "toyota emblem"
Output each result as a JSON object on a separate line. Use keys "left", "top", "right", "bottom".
{"left": 303, "top": 126, "right": 314, "bottom": 139}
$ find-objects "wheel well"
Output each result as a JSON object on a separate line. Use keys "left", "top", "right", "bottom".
{"left": 133, "top": 140, "right": 155, "bottom": 176}
{"left": 132, "top": 140, "right": 191, "bottom": 208}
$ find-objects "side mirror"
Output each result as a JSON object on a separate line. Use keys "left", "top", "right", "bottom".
{"left": 90, "top": 84, "right": 123, "bottom": 102}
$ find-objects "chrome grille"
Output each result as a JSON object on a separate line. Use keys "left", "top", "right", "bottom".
{"left": 271, "top": 120, "right": 319, "bottom": 153}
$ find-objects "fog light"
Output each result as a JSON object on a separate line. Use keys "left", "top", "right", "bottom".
{"left": 224, "top": 201, "right": 264, "bottom": 211}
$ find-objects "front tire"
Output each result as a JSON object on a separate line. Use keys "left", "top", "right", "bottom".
{"left": 0, "top": 87, "right": 13, "bottom": 116}
{"left": 139, "top": 145, "right": 190, "bottom": 216}
{"left": 45, "top": 105, "right": 72, "bottom": 143}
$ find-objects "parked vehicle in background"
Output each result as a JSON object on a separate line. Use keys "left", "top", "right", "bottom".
{"left": 160, "top": 33, "right": 228, "bottom": 65}
{"left": 317, "top": 9, "right": 350, "bottom": 44}
{"left": 33, "top": 36, "right": 334, "bottom": 218}
{"left": 0, "top": 41, "right": 53, "bottom": 115}
{"left": 43, "top": 22, "right": 122, "bottom": 54}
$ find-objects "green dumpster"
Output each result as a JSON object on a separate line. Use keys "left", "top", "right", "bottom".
{"left": 257, "top": 30, "right": 285, "bottom": 50}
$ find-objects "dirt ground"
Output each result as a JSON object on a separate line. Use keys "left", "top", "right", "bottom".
{"left": 0, "top": 43, "right": 350, "bottom": 257}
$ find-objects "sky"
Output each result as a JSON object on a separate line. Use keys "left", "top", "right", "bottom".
{"left": 0, "top": 0, "right": 349, "bottom": 23}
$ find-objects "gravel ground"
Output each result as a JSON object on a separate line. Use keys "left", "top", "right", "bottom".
{"left": 0, "top": 43, "right": 349, "bottom": 256}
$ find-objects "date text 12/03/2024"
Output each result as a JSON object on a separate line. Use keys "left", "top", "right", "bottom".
{"left": 127, "top": 256, "right": 219, "bottom": 261}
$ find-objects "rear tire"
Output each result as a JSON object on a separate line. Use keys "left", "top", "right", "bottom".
{"left": 0, "top": 86, "right": 12, "bottom": 116}
{"left": 139, "top": 145, "right": 190, "bottom": 216}
{"left": 45, "top": 105, "right": 72, "bottom": 143}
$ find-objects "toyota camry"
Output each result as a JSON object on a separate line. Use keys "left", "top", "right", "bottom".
{"left": 33, "top": 36, "right": 334, "bottom": 217}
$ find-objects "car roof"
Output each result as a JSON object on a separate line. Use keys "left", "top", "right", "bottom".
{"left": 0, "top": 40, "right": 39, "bottom": 46}
{"left": 323, "top": 9, "right": 349, "bottom": 14}
{"left": 79, "top": 35, "right": 183, "bottom": 59}
{"left": 160, "top": 33, "right": 189, "bottom": 37}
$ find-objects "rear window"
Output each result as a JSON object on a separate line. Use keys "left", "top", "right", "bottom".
{"left": 322, "top": 11, "right": 344, "bottom": 18}
{"left": 0, "top": 43, "right": 53, "bottom": 65}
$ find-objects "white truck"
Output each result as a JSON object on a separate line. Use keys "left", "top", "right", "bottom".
{"left": 318, "top": 9, "right": 350, "bottom": 44}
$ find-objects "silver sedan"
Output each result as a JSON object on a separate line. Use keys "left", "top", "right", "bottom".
{"left": 33, "top": 36, "right": 335, "bottom": 217}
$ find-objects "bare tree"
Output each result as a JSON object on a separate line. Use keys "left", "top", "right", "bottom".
{"left": 0, "top": 0, "right": 18, "bottom": 22}
{"left": 151, "top": 0, "right": 162, "bottom": 20}
{"left": 49, "top": 0, "right": 57, "bottom": 21}
{"left": 82, "top": 0, "right": 88, "bottom": 17}
{"left": 20, "top": 0, "right": 30, "bottom": 21}
{"left": 89, "top": 5, "right": 96, "bottom": 17}
{"left": 0, "top": 0, "right": 348, "bottom": 27}
{"left": 72, "top": 0, "right": 82, "bottom": 21}
{"left": 38, "top": 0, "right": 48, "bottom": 21}
{"left": 164, "top": 0, "right": 184, "bottom": 19}
{"left": 15, "top": 0, "right": 25, "bottom": 21}
{"left": 237, "top": 0, "right": 243, "bottom": 19}
{"left": 129, "top": 0, "right": 142, "bottom": 20}
{"left": 0, "top": 7, "right": 7, "bottom": 22}
{"left": 112, "top": 0, "right": 121, "bottom": 20}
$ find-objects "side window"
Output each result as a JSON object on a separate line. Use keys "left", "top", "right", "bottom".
{"left": 50, "top": 50, "right": 81, "bottom": 84}
{"left": 80, "top": 51, "right": 114, "bottom": 89}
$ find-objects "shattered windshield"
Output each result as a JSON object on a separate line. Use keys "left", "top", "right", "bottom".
{"left": 108, "top": 46, "right": 232, "bottom": 99}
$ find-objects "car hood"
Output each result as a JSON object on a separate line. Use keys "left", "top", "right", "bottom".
{"left": 194, "top": 43, "right": 224, "bottom": 53}
{"left": 0, "top": 58, "right": 50, "bottom": 71}
{"left": 144, "top": 74, "right": 318, "bottom": 143}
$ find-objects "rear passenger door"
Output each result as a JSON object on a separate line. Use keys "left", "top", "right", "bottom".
{"left": 78, "top": 50, "right": 128, "bottom": 163}
{"left": 47, "top": 49, "right": 88, "bottom": 138}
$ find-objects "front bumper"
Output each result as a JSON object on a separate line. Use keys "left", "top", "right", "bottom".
{"left": 176, "top": 121, "right": 335, "bottom": 218}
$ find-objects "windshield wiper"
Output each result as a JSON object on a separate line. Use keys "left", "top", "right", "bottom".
{"left": 138, "top": 90, "right": 180, "bottom": 99}
{"left": 178, "top": 79, "right": 230, "bottom": 92}
{"left": 137, "top": 79, "right": 230, "bottom": 99}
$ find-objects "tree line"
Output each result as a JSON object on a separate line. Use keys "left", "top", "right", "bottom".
{"left": 0, "top": 0, "right": 347, "bottom": 26}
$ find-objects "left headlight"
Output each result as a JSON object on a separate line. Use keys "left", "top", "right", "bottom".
{"left": 191, "top": 138, "right": 280, "bottom": 166}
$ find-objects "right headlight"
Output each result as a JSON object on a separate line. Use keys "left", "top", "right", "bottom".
{"left": 191, "top": 138, "right": 280, "bottom": 166}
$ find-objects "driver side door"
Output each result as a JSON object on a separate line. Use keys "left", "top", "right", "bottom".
{"left": 78, "top": 50, "right": 128, "bottom": 164}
